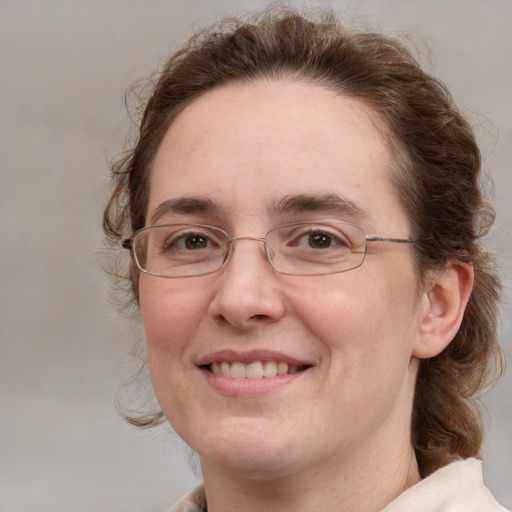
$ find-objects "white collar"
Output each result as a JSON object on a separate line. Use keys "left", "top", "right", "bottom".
{"left": 381, "top": 458, "right": 507, "bottom": 512}
{"left": 169, "top": 458, "right": 508, "bottom": 512}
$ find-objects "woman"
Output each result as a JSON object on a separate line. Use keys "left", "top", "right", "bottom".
{"left": 104, "top": 8, "right": 506, "bottom": 512}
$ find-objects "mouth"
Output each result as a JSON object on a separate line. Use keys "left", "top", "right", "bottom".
{"left": 203, "top": 360, "right": 311, "bottom": 379}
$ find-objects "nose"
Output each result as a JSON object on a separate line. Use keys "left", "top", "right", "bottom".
{"left": 208, "top": 237, "right": 286, "bottom": 330}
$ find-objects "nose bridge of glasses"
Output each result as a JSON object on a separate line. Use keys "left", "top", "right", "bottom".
{"left": 228, "top": 235, "right": 267, "bottom": 244}
{"left": 224, "top": 235, "right": 271, "bottom": 263}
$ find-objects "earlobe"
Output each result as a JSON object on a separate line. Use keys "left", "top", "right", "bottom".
{"left": 412, "top": 262, "right": 474, "bottom": 359}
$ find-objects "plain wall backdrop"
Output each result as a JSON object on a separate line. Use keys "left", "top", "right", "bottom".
{"left": 1, "top": 1, "right": 510, "bottom": 510}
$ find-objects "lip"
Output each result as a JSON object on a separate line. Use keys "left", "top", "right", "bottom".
{"left": 199, "top": 366, "right": 309, "bottom": 396}
{"left": 195, "top": 349, "right": 312, "bottom": 367}
{"left": 195, "top": 349, "right": 314, "bottom": 397}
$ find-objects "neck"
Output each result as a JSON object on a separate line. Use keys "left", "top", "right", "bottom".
{"left": 200, "top": 437, "right": 421, "bottom": 512}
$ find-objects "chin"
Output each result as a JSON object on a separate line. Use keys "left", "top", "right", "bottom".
{"left": 191, "top": 417, "right": 309, "bottom": 479}
{"left": 201, "top": 448, "right": 303, "bottom": 482}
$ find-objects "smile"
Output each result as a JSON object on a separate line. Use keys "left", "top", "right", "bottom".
{"left": 209, "top": 360, "right": 308, "bottom": 379}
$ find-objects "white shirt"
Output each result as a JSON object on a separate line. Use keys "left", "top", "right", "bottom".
{"left": 168, "top": 458, "right": 508, "bottom": 512}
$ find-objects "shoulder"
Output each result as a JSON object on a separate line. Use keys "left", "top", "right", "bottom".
{"left": 167, "top": 485, "right": 206, "bottom": 512}
{"left": 382, "top": 458, "right": 509, "bottom": 512}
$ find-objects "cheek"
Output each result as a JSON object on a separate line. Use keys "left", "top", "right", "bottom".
{"left": 140, "top": 277, "right": 206, "bottom": 343}
{"left": 138, "top": 278, "right": 209, "bottom": 391}
{"left": 290, "top": 265, "right": 420, "bottom": 365}
{"left": 138, "top": 279, "right": 210, "bottom": 422}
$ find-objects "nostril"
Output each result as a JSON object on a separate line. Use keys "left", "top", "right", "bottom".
{"left": 251, "top": 314, "right": 270, "bottom": 321}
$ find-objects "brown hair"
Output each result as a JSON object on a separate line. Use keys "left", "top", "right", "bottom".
{"left": 103, "top": 7, "right": 502, "bottom": 476}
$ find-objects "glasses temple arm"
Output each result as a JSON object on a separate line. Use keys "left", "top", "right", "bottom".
{"left": 365, "top": 236, "right": 415, "bottom": 244}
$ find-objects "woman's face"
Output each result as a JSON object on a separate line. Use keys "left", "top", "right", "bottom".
{"left": 139, "top": 80, "right": 427, "bottom": 479}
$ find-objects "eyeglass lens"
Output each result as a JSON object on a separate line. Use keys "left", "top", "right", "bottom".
{"left": 131, "top": 222, "right": 368, "bottom": 278}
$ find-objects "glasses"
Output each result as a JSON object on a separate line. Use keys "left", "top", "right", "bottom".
{"left": 122, "top": 221, "right": 415, "bottom": 278}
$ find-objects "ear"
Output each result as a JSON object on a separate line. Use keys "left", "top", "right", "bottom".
{"left": 412, "top": 261, "right": 474, "bottom": 359}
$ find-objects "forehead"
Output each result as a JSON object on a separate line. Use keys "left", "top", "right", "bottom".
{"left": 149, "top": 79, "right": 408, "bottom": 234}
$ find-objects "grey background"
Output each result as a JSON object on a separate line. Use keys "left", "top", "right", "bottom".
{"left": 1, "top": 1, "right": 510, "bottom": 510}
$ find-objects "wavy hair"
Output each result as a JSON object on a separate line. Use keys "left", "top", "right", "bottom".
{"left": 103, "top": 7, "right": 502, "bottom": 476}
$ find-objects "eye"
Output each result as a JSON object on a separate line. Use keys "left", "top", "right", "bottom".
{"left": 181, "top": 234, "right": 210, "bottom": 250}
{"left": 307, "top": 231, "right": 337, "bottom": 249}
{"left": 164, "top": 228, "right": 221, "bottom": 251}
{"left": 295, "top": 229, "right": 351, "bottom": 250}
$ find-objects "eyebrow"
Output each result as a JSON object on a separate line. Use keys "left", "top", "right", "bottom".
{"left": 149, "top": 193, "right": 371, "bottom": 227}
{"left": 149, "top": 197, "right": 222, "bottom": 225}
{"left": 270, "top": 194, "right": 371, "bottom": 224}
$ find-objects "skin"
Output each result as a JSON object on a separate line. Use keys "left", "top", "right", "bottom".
{"left": 138, "top": 80, "right": 473, "bottom": 512}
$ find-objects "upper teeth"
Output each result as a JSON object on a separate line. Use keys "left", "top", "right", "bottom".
{"left": 210, "top": 361, "right": 302, "bottom": 379}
